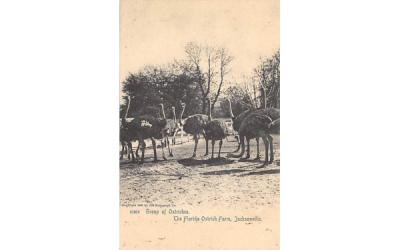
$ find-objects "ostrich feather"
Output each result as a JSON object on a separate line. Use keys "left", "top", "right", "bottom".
{"left": 183, "top": 114, "right": 208, "bottom": 135}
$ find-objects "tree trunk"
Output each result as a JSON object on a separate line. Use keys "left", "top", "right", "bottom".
{"left": 202, "top": 97, "right": 207, "bottom": 114}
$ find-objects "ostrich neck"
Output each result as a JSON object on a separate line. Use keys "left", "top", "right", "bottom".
{"left": 172, "top": 108, "right": 177, "bottom": 123}
{"left": 160, "top": 105, "right": 166, "bottom": 119}
{"left": 179, "top": 105, "right": 186, "bottom": 125}
{"left": 228, "top": 100, "right": 235, "bottom": 119}
{"left": 125, "top": 96, "right": 131, "bottom": 119}
{"left": 262, "top": 88, "right": 267, "bottom": 109}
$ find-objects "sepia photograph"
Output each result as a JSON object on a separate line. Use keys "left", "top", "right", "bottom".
{"left": 3, "top": 1, "right": 400, "bottom": 250}
{"left": 120, "top": 0, "right": 280, "bottom": 249}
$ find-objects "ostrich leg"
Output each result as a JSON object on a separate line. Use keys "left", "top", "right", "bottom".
{"left": 126, "top": 142, "right": 131, "bottom": 161}
{"left": 135, "top": 142, "right": 140, "bottom": 158}
{"left": 267, "top": 134, "right": 274, "bottom": 163}
{"left": 120, "top": 143, "right": 124, "bottom": 160}
{"left": 138, "top": 137, "right": 146, "bottom": 164}
{"left": 127, "top": 142, "right": 131, "bottom": 160}
{"left": 211, "top": 140, "right": 215, "bottom": 159}
{"left": 203, "top": 132, "right": 209, "bottom": 156}
{"left": 160, "top": 139, "right": 167, "bottom": 161}
{"left": 151, "top": 138, "right": 158, "bottom": 162}
{"left": 230, "top": 134, "right": 248, "bottom": 159}
{"left": 204, "top": 138, "right": 209, "bottom": 156}
{"left": 134, "top": 142, "right": 139, "bottom": 157}
{"left": 172, "top": 131, "right": 176, "bottom": 145}
{"left": 231, "top": 134, "right": 246, "bottom": 159}
{"left": 167, "top": 136, "right": 173, "bottom": 157}
{"left": 260, "top": 134, "right": 270, "bottom": 167}
{"left": 128, "top": 141, "right": 136, "bottom": 163}
{"left": 245, "top": 138, "right": 251, "bottom": 159}
{"left": 233, "top": 135, "right": 241, "bottom": 152}
{"left": 254, "top": 137, "right": 261, "bottom": 160}
{"left": 192, "top": 134, "right": 199, "bottom": 158}
{"left": 218, "top": 140, "right": 223, "bottom": 158}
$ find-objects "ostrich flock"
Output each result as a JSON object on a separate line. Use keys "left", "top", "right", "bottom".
{"left": 120, "top": 87, "right": 280, "bottom": 167}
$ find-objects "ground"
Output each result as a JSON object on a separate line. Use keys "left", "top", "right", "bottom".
{"left": 120, "top": 135, "right": 280, "bottom": 250}
{"left": 120, "top": 135, "right": 280, "bottom": 209}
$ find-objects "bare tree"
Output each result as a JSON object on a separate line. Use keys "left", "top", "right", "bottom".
{"left": 211, "top": 47, "right": 233, "bottom": 111}
{"left": 240, "top": 75, "right": 260, "bottom": 109}
{"left": 184, "top": 42, "right": 233, "bottom": 113}
{"left": 254, "top": 49, "right": 280, "bottom": 108}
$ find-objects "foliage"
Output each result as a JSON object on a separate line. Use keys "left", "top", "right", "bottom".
{"left": 219, "top": 86, "right": 254, "bottom": 117}
{"left": 121, "top": 44, "right": 279, "bottom": 119}
{"left": 254, "top": 50, "right": 280, "bottom": 108}
{"left": 121, "top": 63, "right": 203, "bottom": 118}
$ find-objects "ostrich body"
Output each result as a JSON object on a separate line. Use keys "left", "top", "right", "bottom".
{"left": 133, "top": 107, "right": 169, "bottom": 163}
{"left": 229, "top": 85, "right": 280, "bottom": 165}
{"left": 232, "top": 86, "right": 280, "bottom": 161}
{"left": 234, "top": 107, "right": 280, "bottom": 166}
{"left": 120, "top": 117, "right": 145, "bottom": 162}
{"left": 204, "top": 99, "right": 229, "bottom": 159}
{"left": 120, "top": 96, "right": 168, "bottom": 164}
{"left": 120, "top": 96, "right": 142, "bottom": 162}
{"left": 227, "top": 99, "right": 254, "bottom": 155}
{"left": 180, "top": 103, "right": 209, "bottom": 158}
{"left": 228, "top": 100, "right": 262, "bottom": 159}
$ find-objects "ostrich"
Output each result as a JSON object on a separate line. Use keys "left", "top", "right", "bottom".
{"left": 120, "top": 118, "right": 147, "bottom": 163}
{"left": 170, "top": 106, "right": 183, "bottom": 145}
{"left": 235, "top": 86, "right": 280, "bottom": 161}
{"left": 248, "top": 89, "right": 280, "bottom": 163}
{"left": 162, "top": 105, "right": 184, "bottom": 157}
{"left": 131, "top": 114, "right": 166, "bottom": 163}
{"left": 120, "top": 96, "right": 169, "bottom": 164}
{"left": 120, "top": 97, "right": 131, "bottom": 160}
{"left": 236, "top": 107, "right": 280, "bottom": 166}
{"left": 227, "top": 99, "right": 261, "bottom": 159}
{"left": 120, "top": 120, "right": 133, "bottom": 160}
{"left": 158, "top": 103, "right": 173, "bottom": 158}
{"left": 132, "top": 102, "right": 171, "bottom": 163}
{"left": 120, "top": 95, "right": 137, "bottom": 161}
{"left": 230, "top": 88, "right": 280, "bottom": 166}
{"left": 204, "top": 98, "right": 229, "bottom": 159}
{"left": 181, "top": 102, "right": 209, "bottom": 158}
{"left": 119, "top": 96, "right": 147, "bottom": 162}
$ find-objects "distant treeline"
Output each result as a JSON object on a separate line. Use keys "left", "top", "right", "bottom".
{"left": 120, "top": 42, "right": 279, "bottom": 119}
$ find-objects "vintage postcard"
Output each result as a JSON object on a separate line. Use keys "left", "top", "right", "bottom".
{"left": 120, "top": 0, "right": 280, "bottom": 249}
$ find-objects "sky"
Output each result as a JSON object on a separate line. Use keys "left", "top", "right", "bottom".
{"left": 120, "top": 0, "right": 279, "bottom": 85}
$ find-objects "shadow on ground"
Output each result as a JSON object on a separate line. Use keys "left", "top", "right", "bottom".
{"left": 202, "top": 168, "right": 248, "bottom": 176}
{"left": 239, "top": 169, "right": 280, "bottom": 176}
{"left": 120, "top": 157, "right": 176, "bottom": 169}
{"left": 177, "top": 157, "right": 235, "bottom": 167}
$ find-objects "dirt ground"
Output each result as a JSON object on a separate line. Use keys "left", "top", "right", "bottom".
{"left": 120, "top": 135, "right": 280, "bottom": 209}
{"left": 120, "top": 135, "right": 280, "bottom": 250}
